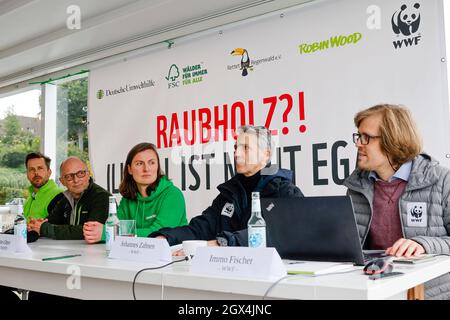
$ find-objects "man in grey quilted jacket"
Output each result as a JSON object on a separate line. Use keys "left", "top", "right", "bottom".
{"left": 344, "top": 104, "right": 450, "bottom": 300}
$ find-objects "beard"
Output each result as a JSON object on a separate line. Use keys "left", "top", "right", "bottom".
{"left": 31, "top": 177, "right": 48, "bottom": 189}
{"left": 357, "top": 159, "right": 367, "bottom": 169}
{"left": 356, "top": 152, "right": 371, "bottom": 171}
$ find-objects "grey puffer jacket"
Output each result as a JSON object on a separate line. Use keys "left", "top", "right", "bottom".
{"left": 344, "top": 154, "right": 450, "bottom": 300}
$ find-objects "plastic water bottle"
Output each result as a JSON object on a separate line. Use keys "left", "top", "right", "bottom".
{"left": 247, "top": 192, "right": 266, "bottom": 248}
{"left": 14, "top": 199, "right": 27, "bottom": 248}
{"left": 105, "top": 196, "right": 119, "bottom": 254}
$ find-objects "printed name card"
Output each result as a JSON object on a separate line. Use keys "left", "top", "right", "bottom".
{"left": 0, "top": 234, "right": 31, "bottom": 254}
{"left": 191, "top": 247, "right": 286, "bottom": 279}
{"left": 108, "top": 236, "right": 171, "bottom": 263}
{"left": 0, "top": 234, "right": 16, "bottom": 254}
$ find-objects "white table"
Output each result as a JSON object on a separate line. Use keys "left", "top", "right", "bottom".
{"left": 0, "top": 239, "right": 449, "bottom": 300}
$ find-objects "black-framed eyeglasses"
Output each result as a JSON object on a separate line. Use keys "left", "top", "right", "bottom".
{"left": 352, "top": 133, "right": 381, "bottom": 145}
{"left": 62, "top": 170, "right": 88, "bottom": 182}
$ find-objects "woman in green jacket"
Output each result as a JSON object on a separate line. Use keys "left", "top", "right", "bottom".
{"left": 84, "top": 143, "right": 187, "bottom": 242}
{"left": 117, "top": 142, "right": 187, "bottom": 237}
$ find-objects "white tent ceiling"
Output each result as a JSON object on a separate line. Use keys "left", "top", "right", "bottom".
{"left": 0, "top": 0, "right": 316, "bottom": 90}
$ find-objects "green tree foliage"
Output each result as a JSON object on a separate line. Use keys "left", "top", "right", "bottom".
{"left": 0, "top": 110, "right": 35, "bottom": 147}
{"left": 1, "top": 111, "right": 21, "bottom": 144}
{"left": 0, "top": 111, "right": 38, "bottom": 168}
{"left": 0, "top": 110, "right": 38, "bottom": 203}
{"left": 0, "top": 77, "right": 89, "bottom": 204}
{"left": 55, "top": 78, "right": 89, "bottom": 177}
{"left": 57, "top": 78, "right": 88, "bottom": 153}
{"left": 0, "top": 167, "right": 28, "bottom": 204}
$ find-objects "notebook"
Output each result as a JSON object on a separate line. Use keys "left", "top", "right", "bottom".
{"left": 261, "top": 196, "right": 366, "bottom": 265}
{"left": 392, "top": 254, "right": 437, "bottom": 264}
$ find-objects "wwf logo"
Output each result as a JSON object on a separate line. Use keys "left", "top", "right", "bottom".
{"left": 391, "top": 3, "right": 421, "bottom": 37}
{"left": 221, "top": 202, "right": 235, "bottom": 217}
{"left": 410, "top": 205, "right": 423, "bottom": 219}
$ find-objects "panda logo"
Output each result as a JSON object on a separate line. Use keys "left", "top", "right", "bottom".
{"left": 410, "top": 205, "right": 423, "bottom": 219}
{"left": 221, "top": 202, "right": 235, "bottom": 218}
{"left": 391, "top": 3, "right": 421, "bottom": 36}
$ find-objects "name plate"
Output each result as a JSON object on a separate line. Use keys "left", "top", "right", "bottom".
{"left": 109, "top": 236, "right": 171, "bottom": 263}
{"left": 0, "top": 234, "right": 16, "bottom": 254}
{"left": 191, "top": 247, "right": 286, "bottom": 279}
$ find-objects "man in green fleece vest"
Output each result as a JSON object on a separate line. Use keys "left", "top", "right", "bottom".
{"left": 28, "top": 156, "right": 110, "bottom": 240}
{"left": 23, "top": 152, "right": 64, "bottom": 221}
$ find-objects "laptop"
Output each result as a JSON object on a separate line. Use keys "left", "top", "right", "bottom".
{"left": 261, "top": 196, "right": 383, "bottom": 266}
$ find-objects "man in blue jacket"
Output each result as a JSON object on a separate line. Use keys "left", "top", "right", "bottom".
{"left": 150, "top": 125, "right": 303, "bottom": 246}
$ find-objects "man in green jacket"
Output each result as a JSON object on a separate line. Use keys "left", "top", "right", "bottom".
{"left": 24, "top": 152, "right": 64, "bottom": 221}
{"left": 28, "top": 156, "right": 110, "bottom": 240}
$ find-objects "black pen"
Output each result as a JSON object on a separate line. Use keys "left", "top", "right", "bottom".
{"left": 42, "top": 254, "right": 82, "bottom": 261}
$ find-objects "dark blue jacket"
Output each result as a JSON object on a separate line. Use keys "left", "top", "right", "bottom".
{"left": 150, "top": 169, "right": 303, "bottom": 246}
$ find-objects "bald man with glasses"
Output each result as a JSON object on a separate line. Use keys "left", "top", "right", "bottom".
{"left": 28, "top": 156, "right": 110, "bottom": 240}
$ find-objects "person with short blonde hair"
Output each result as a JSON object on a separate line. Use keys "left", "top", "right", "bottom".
{"left": 344, "top": 104, "right": 450, "bottom": 300}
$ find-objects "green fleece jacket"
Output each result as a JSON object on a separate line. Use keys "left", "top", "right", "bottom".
{"left": 24, "top": 179, "right": 64, "bottom": 220}
{"left": 117, "top": 176, "right": 187, "bottom": 237}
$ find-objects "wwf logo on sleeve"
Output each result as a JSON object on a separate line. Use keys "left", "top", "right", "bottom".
{"left": 221, "top": 203, "right": 235, "bottom": 218}
{"left": 410, "top": 205, "right": 423, "bottom": 218}
{"left": 407, "top": 202, "right": 427, "bottom": 227}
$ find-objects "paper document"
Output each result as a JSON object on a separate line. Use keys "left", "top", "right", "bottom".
{"left": 286, "top": 261, "right": 355, "bottom": 275}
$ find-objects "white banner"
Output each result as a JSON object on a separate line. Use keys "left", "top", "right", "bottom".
{"left": 88, "top": 0, "right": 450, "bottom": 219}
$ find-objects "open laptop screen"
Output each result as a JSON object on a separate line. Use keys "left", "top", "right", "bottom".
{"left": 261, "top": 196, "right": 365, "bottom": 265}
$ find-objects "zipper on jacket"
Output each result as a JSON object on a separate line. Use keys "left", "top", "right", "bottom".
{"left": 142, "top": 199, "right": 144, "bottom": 230}
{"left": 78, "top": 205, "right": 83, "bottom": 225}
{"left": 74, "top": 189, "right": 87, "bottom": 226}
{"left": 133, "top": 198, "right": 142, "bottom": 230}
{"left": 347, "top": 184, "right": 373, "bottom": 246}
{"left": 397, "top": 194, "right": 406, "bottom": 238}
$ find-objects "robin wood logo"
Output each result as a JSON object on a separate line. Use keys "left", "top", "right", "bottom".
{"left": 298, "top": 32, "right": 362, "bottom": 55}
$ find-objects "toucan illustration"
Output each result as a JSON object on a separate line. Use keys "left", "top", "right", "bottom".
{"left": 231, "top": 48, "right": 252, "bottom": 76}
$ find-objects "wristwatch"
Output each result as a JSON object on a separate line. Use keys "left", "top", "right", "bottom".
{"left": 216, "top": 236, "right": 228, "bottom": 247}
